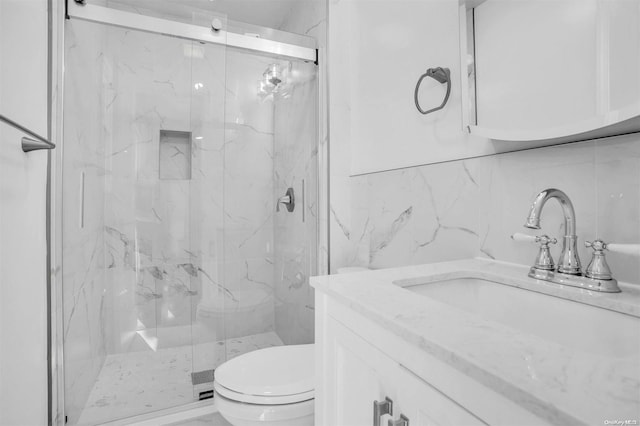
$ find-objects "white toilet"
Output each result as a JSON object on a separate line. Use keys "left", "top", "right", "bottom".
{"left": 214, "top": 344, "right": 315, "bottom": 426}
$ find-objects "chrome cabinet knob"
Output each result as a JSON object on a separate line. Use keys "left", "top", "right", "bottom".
{"left": 388, "top": 414, "right": 410, "bottom": 426}
{"left": 373, "top": 397, "right": 393, "bottom": 426}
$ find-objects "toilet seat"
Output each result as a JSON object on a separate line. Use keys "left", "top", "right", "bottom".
{"left": 214, "top": 381, "right": 314, "bottom": 405}
{"left": 214, "top": 344, "right": 314, "bottom": 405}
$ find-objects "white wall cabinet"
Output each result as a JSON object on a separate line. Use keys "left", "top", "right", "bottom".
{"left": 461, "top": 0, "right": 640, "bottom": 143}
{"left": 335, "top": 0, "right": 640, "bottom": 175}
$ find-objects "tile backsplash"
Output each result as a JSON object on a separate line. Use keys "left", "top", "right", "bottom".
{"left": 333, "top": 133, "right": 640, "bottom": 285}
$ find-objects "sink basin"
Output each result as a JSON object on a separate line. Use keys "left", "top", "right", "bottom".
{"left": 395, "top": 276, "right": 640, "bottom": 358}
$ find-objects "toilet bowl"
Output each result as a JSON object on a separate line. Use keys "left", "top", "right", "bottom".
{"left": 214, "top": 344, "right": 314, "bottom": 426}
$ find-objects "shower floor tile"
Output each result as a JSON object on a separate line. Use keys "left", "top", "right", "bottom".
{"left": 168, "top": 412, "right": 232, "bottom": 426}
{"left": 76, "top": 331, "right": 283, "bottom": 425}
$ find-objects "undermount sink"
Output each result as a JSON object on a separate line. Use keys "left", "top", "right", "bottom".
{"left": 394, "top": 276, "right": 640, "bottom": 358}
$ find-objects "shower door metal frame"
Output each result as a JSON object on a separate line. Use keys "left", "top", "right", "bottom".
{"left": 66, "top": 1, "right": 318, "bottom": 63}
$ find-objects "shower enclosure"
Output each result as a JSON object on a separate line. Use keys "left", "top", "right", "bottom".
{"left": 60, "top": 5, "right": 319, "bottom": 424}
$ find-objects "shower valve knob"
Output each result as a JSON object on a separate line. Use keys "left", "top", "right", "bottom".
{"left": 211, "top": 18, "right": 223, "bottom": 32}
{"left": 276, "top": 188, "right": 295, "bottom": 213}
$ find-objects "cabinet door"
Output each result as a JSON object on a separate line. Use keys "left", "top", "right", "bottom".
{"left": 471, "top": 0, "right": 640, "bottom": 136}
{"left": 323, "top": 318, "right": 399, "bottom": 426}
{"left": 394, "top": 366, "right": 486, "bottom": 426}
{"left": 321, "top": 316, "right": 486, "bottom": 426}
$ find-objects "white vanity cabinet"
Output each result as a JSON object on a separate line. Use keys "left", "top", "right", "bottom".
{"left": 313, "top": 262, "right": 640, "bottom": 426}
{"left": 318, "top": 315, "right": 484, "bottom": 426}
{"left": 314, "top": 289, "right": 549, "bottom": 426}
{"left": 315, "top": 292, "right": 491, "bottom": 426}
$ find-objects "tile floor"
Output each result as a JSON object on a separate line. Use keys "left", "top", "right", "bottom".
{"left": 77, "top": 331, "right": 283, "bottom": 425}
{"left": 168, "top": 412, "right": 232, "bottom": 426}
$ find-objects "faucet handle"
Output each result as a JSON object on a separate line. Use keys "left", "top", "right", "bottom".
{"left": 600, "top": 242, "right": 640, "bottom": 257}
{"left": 584, "top": 240, "right": 613, "bottom": 280}
{"left": 585, "top": 240, "right": 640, "bottom": 256}
{"left": 512, "top": 233, "right": 557, "bottom": 270}
{"left": 511, "top": 233, "right": 538, "bottom": 243}
{"left": 584, "top": 240, "right": 606, "bottom": 251}
{"left": 511, "top": 233, "right": 557, "bottom": 245}
{"left": 532, "top": 234, "right": 557, "bottom": 271}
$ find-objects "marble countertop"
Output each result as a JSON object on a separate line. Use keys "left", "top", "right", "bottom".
{"left": 310, "top": 258, "right": 640, "bottom": 425}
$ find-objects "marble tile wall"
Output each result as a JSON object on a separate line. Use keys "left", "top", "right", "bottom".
{"left": 98, "top": 28, "right": 279, "bottom": 355}
{"left": 337, "top": 134, "right": 640, "bottom": 285}
{"left": 101, "top": 21, "right": 200, "bottom": 357}
{"left": 276, "top": 0, "right": 327, "bottom": 344}
{"left": 219, "top": 50, "right": 278, "bottom": 345}
{"left": 273, "top": 59, "right": 319, "bottom": 345}
{"left": 63, "top": 18, "right": 291, "bottom": 423}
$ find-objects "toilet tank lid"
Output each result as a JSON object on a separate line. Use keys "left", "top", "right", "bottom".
{"left": 215, "top": 344, "right": 314, "bottom": 397}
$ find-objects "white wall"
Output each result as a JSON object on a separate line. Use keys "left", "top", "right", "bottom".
{"left": 0, "top": 0, "right": 50, "bottom": 425}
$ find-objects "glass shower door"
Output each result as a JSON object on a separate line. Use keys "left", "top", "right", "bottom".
{"left": 62, "top": 17, "right": 227, "bottom": 425}
{"left": 273, "top": 58, "right": 319, "bottom": 345}
{"left": 217, "top": 52, "right": 320, "bottom": 357}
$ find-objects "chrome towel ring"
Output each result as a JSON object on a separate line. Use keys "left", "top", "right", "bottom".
{"left": 414, "top": 67, "right": 451, "bottom": 115}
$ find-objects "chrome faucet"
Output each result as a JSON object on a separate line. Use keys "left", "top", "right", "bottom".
{"left": 524, "top": 188, "right": 581, "bottom": 275}
{"left": 519, "top": 188, "right": 622, "bottom": 293}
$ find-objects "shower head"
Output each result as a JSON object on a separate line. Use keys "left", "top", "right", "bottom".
{"left": 268, "top": 76, "right": 282, "bottom": 86}
{"left": 264, "top": 64, "right": 280, "bottom": 85}
{"left": 259, "top": 62, "right": 293, "bottom": 100}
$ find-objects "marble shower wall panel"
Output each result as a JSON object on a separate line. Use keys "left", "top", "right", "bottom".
{"left": 278, "top": 0, "right": 329, "bottom": 277}
{"left": 62, "top": 21, "right": 109, "bottom": 425}
{"left": 222, "top": 51, "right": 278, "bottom": 336}
{"left": 339, "top": 134, "right": 640, "bottom": 285}
{"left": 100, "top": 25, "right": 200, "bottom": 354}
{"left": 273, "top": 60, "right": 319, "bottom": 345}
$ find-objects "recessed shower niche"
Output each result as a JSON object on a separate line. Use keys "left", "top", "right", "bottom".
{"left": 159, "top": 130, "right": 192, "bottom": 180}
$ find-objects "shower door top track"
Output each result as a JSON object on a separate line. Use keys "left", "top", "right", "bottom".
{"left": 66, "top": 1, "right": 318, "bottom": 63}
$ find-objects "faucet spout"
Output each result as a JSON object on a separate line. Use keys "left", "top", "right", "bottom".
{"left": 525, "top": 188, "right": 577, "bottom": 235}
{"left": 525, "top": 188, "right": 581, "bottom": 275}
